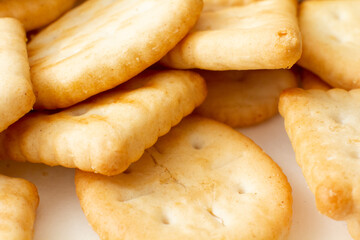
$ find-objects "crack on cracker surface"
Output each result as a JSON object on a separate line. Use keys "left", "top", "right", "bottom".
{"left": 148, "top": 152, "right": 186, "bottom": 190}
{"left": 207, "top": 208, "right": 225, "bottom": 226}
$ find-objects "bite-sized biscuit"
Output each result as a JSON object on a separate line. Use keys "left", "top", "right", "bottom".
{"left": 298, "top": 1, "right": 360, "bottom": 89}
{"left": 0, "top": 18, "right": 35, "bottom": 133}
{"left": 0, "top": 174, "right": 39, "bottom": 240}
{"left": 75, "top": 116, "right": 292, "bottom": 240}
{"left": 161, "top": 0, "right": 301, "bottom": 71}
{"left": 279, "top": 88, "right": 360, "bottom": 239}
{"left": 28, "top": 0, "right": 203, "bottom": 109}
{"left": 300, "top": 69, "right": 331, "bottom": 90}
{"left": 196, "top": 70, "right": 297, "bottom": 127}
{"left": 0, "top": 0, "right": 77, "bottom": 31}
{"left": 0, "top": 70, "right": 206, "bottom": 176}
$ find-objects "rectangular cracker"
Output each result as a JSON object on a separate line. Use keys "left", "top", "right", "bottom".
{"left": 298, "top": 0, "right": 360, "bottom": 89}
{"left": 0, "top": 0, "right": 77, "bottom": 31}
{"left": 279, "top": 88, "right": 360, "bottom": 239}
{"left": 0, "top": 70, "right": 206, "bottom": 176}
{"left": 0, "top": 18, "right": 35, "bottom": 133}
{"left": 27, "top": 0, "right": 202, "bottom": 109}
{"left": 0, "top": 174, "right": 39, "bottom": 240}
{"left": 161, "top": 0, "right": 302, "bottom": 70}
{"left": 75, "top": 116, "right": 292, "bottom": 240}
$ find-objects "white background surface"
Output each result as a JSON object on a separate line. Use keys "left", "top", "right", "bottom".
{"left": 0, "top": 115, "right": 353, "bottom": 240}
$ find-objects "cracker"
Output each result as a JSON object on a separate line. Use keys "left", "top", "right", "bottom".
{"left": 161, "top": 0, "right": 301, "bottom": 71}
{"left": 0, "top": 174, "right": 39, "bottom": 240}
{"left": 298, "top": 0, "right": 360, "bottom": 90}
{"left": 279, "top": 88, "right": 360, "bottom": 239}
{"left": 0, "top": 70, "right": 206, "bottom": 176}
{"left": 0, "top": 18, "right": 35, "bottom": 133}
{"left": 0, "top": 0, "right": 76, "bottom": 31}
{"left": 300, "top": 69, "right": 331, "bottom": 90}
{"left": 75, "top": 116, "right": 292, "bottom": 240}
{"left": 196, "top": 70, "right": 297, "bottom": 127}
{"left": 28, "top": 0, "right": 203, "bottom": 109}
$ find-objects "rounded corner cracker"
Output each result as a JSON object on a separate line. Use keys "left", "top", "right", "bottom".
{"left": 28, "top": 0, "right": 203, "bottom": 109}
{"left": 75, "top": 116, "right": 292, "bottom": 240}
{"left": 0, "top": 70, "right": 207, "bottom": 176}
{"left": 0, "top": 17, "right": 35, "bottom": 133}
{"left": 161, "top": 0, "right": 302, "bottom": 71}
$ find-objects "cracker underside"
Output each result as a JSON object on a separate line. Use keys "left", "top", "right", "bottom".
{"left": 300, "top": 69, "right": 331, "bottom": 90}
{"left": 196, "top": 70, "right": 297, "bottom": 127}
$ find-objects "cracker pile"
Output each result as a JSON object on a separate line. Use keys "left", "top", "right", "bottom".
{"left": 0, "top": 0, "right": 359, "bottom": 239}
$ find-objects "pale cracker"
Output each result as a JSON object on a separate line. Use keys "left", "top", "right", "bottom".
{"left": 298, "top": 0, "right": 360, "bottom": 90}
{"left": 279, "top": 88, "right": 360, "bottom": 239}
{"left": 196, "top": 70, "right": 297, "bottom": 127}
{"left": 0, "top": 70, "right": 206, "bottom": 176}
{"left": 75, "top": 116, "right": 292, "bottom": 240}
{"left": 0, "top": 0, "right": 77, "bottom": 31}
{"left": 161, "top": 0, "right": 301, "bottom": 71}
{"left": 300, "top": 69, "right": 331, "bottom": 90}
{"left": 28, "top": 0, "right": 203, "bottom": 109}
{"left": 0, "top": 18, "right": 35, "bottom": 133}
{"left": 0, "top": 174, "right": 39, "bottom": 240}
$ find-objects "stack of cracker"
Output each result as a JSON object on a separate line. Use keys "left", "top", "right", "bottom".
{"left": 0, "top": 0, "right": 358, "bottom": 239}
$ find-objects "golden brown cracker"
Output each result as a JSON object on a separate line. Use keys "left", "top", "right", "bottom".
{"left": 161, "top": 0, "right": 301, "bottom": 71}
{"left": 0, "top": 174, "right": 39, "bottom": 240}
{"left": 279, "top": 88, "right": 360, "bottom": 239}
{"left": 75, "top": 116, "right": 292, "bottom": 240}
{"left": 0, "top": 0, "right": 77, "bottom": 31}
{"left": 28, "top": 0, "right": 203, "bottom": 109}
{"left": 196, "top": 70, "right": 297, "bottom": 127}
{"left": 0, "top": 18, "right": 35, "bottom": 133}
{"left": 298, "top": 0, "right": 360, "bottom": 89}
{"left": 0, "top": 70, "right": 206, "bottom": 176}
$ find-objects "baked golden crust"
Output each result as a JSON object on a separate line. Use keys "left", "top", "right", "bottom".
{"left": 0, "top": 18, "right": 35, "bottom": 133}
{"left": 75, "top": 116, "right": 292, "bottom": 240}
{"left": 28, "top": 0, "right": 203, "bottom": 109}
{"left": 0, "top": 70, "right": 206, "bottom": 176}
{"left": 279, "top": 88, "right": 360, "bottom": 239}
{"left": 161, "top": 0, "right": 301, "bottom": 71}
{"left": 298, "top": 0, "right": 360, "bottom": 89}
{"left": 0, "top": 0, "right": 76, "bottom": 31}
{"left": 0, "top": 174, "right": 39, "bottom": 240}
